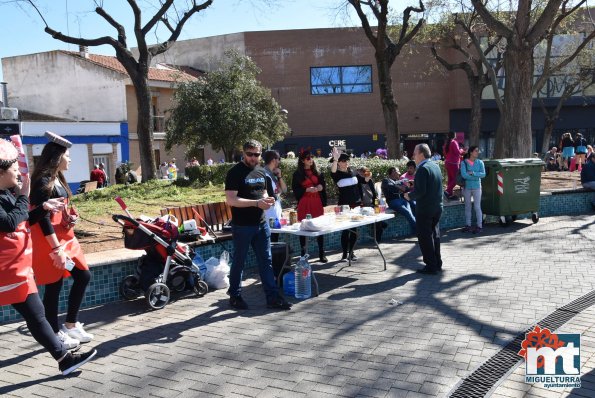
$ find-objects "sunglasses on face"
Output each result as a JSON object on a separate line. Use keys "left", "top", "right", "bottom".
{"left": 244, "top": 152, "right": 261, "bottom": 158}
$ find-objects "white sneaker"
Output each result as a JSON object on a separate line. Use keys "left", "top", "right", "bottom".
{"left": 62, "top": 322, "right": 94, "bottom": 343}
{"left": 56, "top": 330, "right": 80, "bottom": 350}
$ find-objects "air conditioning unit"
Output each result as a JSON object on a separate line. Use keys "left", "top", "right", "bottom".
{"left": 0, "top": 107, "right": 18, "bottom": 120}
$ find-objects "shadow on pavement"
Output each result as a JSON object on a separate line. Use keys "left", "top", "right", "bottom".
{"left": 568, "top": 367, "right": 594, "bottom": 397}
{"left": 0, "top": 374, "right": 65, "bottom": 396}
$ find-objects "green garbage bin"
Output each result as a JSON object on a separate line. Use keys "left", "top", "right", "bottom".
{"left": 481, "top": 158, "right": 544, "bottom": 225}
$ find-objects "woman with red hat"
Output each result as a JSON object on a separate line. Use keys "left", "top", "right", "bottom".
{"left": 30, "top": 132, "right": 94, "bottom": 350}
{"left": 0, "top": 138, "right": 96, "bottom": 375}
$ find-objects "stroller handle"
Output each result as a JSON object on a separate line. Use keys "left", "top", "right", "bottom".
{"left": 112, "top": 214, "right": 140, "bottom": 227}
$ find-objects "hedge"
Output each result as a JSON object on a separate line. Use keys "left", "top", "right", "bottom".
{"left": 182, "top": 158, "right": 447, "bottom": 206}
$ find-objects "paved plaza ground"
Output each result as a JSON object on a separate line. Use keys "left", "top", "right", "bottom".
{"left": 1, "top": 214, "right": 594, "bottom": 398}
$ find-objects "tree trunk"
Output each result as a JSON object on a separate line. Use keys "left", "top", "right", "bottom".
{"left": 224, "top": 148, "right": 234, "bottom": 163}
{"left": 132, "top": 76, "right": 157, "bottom": 182}
{"left": 376, "top": 58, "right": 401, "bottom": 159}
{"left": 468, "top": 80, "right": 483, "bottom": 146}
{"left": 541, "top": 117, "right": 556, "bottom": 153}
{"left": 494, "top": 48, "right": 534, "bottom": 158}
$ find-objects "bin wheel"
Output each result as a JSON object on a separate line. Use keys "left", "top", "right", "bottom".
{"left": 120, "top": 275, "right": 141, "bottom": 300}
{"left": 193, "top": 280, "right": 209, "bottom": 297}
{"left": 146, "top": 282, "right": 170, "bottom": 310}
{"left": 532, "top": 213, "right": 539, "bottom": 223}
{"left": 511, "top": 215, "right": 518, "bottom": 221}
{"left": 498, "top": 216, "right": 508, "bottom": 227}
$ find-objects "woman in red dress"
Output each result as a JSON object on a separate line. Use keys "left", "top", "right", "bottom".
{"left": 0, "top": 138, "right": 96, "bottom": 375}
{"left": 30, "top": 132, "right": 94, "bottom": 349}
{"left": 291, "top": 151, "right": 328, "bottom": 262}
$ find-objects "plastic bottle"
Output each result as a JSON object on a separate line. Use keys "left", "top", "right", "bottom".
{"left": 274, "top": 217, "right": 281, "bottom": 229}
{"left": 294, "top": 254, "right": 311, "bottom": 299}
{"left": 283, "top": 268, "right": 295, "bottom": 297}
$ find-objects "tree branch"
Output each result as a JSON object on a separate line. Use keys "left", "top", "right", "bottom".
{"left": 126, "top": 0, "right": 147, "bottom": 58}
{"left": 347, "top": 0, "right": 378, "bottom": 46}
{"left": 44, "top": 26, "right": 118, "bottom": 48}
{"left": 142, "top": 0, "right": 174, "bottom": 35}
{"left": 527, "top": 0, "right": 565, "bottom": 45}
{"left": 470, "top": 0, "right": 513, "bottom": 38}
{"left": 95, "top": 6, "right": 127, "bottom": 46}
{"left": 149, "top": 0, "right": 213, "bottom": 56}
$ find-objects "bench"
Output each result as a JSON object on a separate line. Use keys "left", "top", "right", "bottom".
{"left": 160, "top": 201, "right": 233, "bottom": 244}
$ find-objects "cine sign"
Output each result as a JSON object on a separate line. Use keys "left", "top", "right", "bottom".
{"left": 329, "top": 140, "right": 346, "bottom": 147}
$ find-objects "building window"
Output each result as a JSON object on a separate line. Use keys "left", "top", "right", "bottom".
{"left": 310, "top": 65, "right": 372, "bottom": 95}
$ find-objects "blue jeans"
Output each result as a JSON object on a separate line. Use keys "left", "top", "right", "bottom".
{"left": 228, "top": 222, "right": 278, "bottom": 302}
{"left": 388, "top": 197, "right": 416, "bottom": 230}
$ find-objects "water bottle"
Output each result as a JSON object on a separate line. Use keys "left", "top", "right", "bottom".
{"left": 65, "top": 258, "right": 75, "bottom": 271}
{"left": 283, "top": 267, "right": 295, "bottom": 297}
{"left": 274, "top": 217, "right": 281, "bottom": 229}
{"left": 294, "top": 254, "right": 311, "bottom": 299}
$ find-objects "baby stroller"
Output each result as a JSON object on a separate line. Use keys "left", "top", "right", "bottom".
{"left": 112, "top": 197, "right": 209, "bottom": 309}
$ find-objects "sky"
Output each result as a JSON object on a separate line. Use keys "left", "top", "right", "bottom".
{"left": 0, "top": 0, "right": 359, "bottom": 81}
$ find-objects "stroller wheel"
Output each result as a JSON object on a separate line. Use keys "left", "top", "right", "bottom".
{"left": 170, "top": 274, "right": 187, "bottom": 292}
{"left": 120, "top": 275, "right": 141, "bottom": 300}
{"left": 193, "top": 280, "right": 209, "bottom": 297}
{"left": 146, "top": 282, "right": 170, "bottom": 310}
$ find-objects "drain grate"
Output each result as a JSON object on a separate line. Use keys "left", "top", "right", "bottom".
{"left": 448, "top": 290, "right": 595, "bottom": 398}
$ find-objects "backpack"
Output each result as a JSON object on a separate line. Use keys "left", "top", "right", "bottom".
{"left": 456, "top": 160, "right": 468, "bottom": 188}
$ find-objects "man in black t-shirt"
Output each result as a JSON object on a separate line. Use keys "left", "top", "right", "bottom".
{"left": 224, "top": 140, "right": 291, "bottom": 311}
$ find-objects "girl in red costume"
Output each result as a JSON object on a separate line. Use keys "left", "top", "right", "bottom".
{"left": 30, "top": 132, "right": 93, "bottom": 348}
{"left": 0, "top": 138, "right": 96, "bottom": 375}
{"left": 291, "top": 151, "right": 328, "bottom": 262}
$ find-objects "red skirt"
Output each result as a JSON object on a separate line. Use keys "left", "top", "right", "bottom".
{"left": 297, "top": 192, "right": 324, "bottom": 221}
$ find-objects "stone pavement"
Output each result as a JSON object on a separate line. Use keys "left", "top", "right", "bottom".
{"left": 1, "top": 214, "right": 595, "bottom": 398}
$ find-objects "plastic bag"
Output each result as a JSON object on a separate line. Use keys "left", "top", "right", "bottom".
{"left": 192, "top": 253, "right": 207, "bottom": 280}
{"left": 300, "top": 214, "right": 335, "bottom": 231}
{"left": 204, "top": 251, "right": 230, "bottom": 289}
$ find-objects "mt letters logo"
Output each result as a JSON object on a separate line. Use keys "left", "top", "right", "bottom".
{"left": 518, "top": 325, "right": 581, "bottom": 388}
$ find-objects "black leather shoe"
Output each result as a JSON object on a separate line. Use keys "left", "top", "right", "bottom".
{"left": 267, "top": 296, "right": 292, "bottom": 310}
{"left": 319, "top": 253, "right": 328, "bottom": 263}
{"left": 417, "top": 267, "right": 438, "bottom": 275}
{"left": 229, "top": 295, "right": 248, "bottom": 310}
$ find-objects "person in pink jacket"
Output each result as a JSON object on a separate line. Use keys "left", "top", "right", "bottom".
{"left": 443, "top": 131, "right": 465, "bottom": 200}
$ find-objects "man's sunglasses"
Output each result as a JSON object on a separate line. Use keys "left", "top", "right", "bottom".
{"left": 244, "top": 152, "right": 261, "bottom": 158}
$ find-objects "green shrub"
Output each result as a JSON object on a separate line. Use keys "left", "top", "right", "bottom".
{"left": 184, "top": 164, "right": 234, "bottom": 186}
{"left": 183, "top": 158, "right": 447, "bottom": 206}
{"left": 278, "top": 157, "right": 446, "bottom": 204}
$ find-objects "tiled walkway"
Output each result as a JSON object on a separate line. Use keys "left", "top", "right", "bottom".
{"left": 1, "top": 214, "right": 594, "bottom": 398}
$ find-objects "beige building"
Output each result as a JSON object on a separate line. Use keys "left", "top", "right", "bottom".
{"left": 1, "top": 48, "right": 217, "bottom": 177}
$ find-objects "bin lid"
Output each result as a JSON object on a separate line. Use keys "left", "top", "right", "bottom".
{"left": 483, "top": 158, "right": 544, "bottom": 167}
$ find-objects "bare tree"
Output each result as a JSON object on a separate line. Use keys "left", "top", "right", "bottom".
{"left": 346, "top": 0, "right": 425, "bottom": 159}
{"left": 471, "top": 0, "right": 593, "bottom": 158}
{"left": 429, "top": 10, "right": 503, "bottom": 145}
{"left": 23, "top": 0, "right": 214, "bottom": 181}
{"left": 532, "top": 3, "right": 595, "bottom": 152}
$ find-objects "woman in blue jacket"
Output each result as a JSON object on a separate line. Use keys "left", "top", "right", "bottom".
{"left": 461, "top": 146, "right": 486, "bottom": 233}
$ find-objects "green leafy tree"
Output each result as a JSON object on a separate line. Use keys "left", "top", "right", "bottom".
{"left": 166, "top": 50, "right": 290, "bottom": 161}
